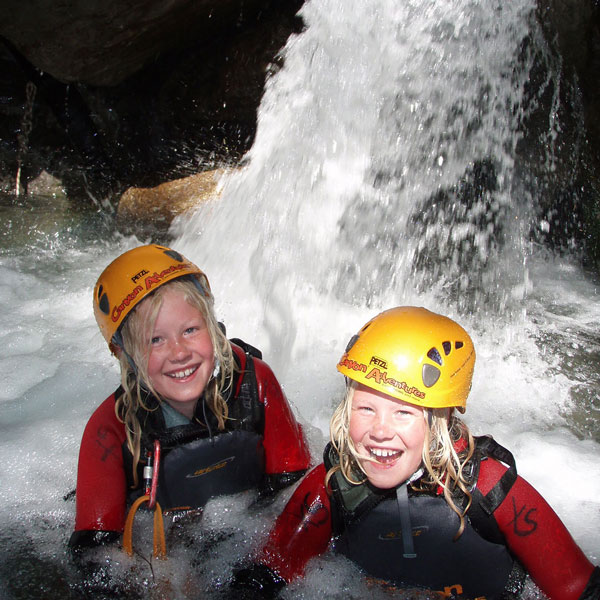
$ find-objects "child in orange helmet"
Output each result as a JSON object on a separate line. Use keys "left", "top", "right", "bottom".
{"left": 234, "top": 307, "right": 599, "bottom": 599}
{"left": 69, "top": 244, "right": 310, "bottom": 554}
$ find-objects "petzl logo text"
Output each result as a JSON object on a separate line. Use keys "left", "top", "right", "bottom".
{"left": 370, "top": 356, "right": 388, "bottom": 369}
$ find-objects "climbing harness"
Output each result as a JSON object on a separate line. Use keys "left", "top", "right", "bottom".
{"left": 123, "top": 439, "right": 166, "bottom": 559}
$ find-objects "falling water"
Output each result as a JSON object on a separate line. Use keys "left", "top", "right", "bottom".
{"left": 0, "top": 0, "right": 598, "bottom": 598}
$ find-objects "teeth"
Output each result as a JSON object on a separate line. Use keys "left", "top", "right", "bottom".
{"left": 169, "top": 366, "right": 197, "bottom": 379}
{"left": 370, "top": 448, "right": 400, "bottom": 458}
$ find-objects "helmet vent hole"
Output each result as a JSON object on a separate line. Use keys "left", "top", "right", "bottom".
{"left": 98, "top": 292, "right": 110, "bottom": 316}
{"left": 455, "top": 341, "right": 464, "bottom": 350}
{"left": 422, "top": 364, "right": 441, "bottom": 388}
{"left": 345, "top": 334, "right": 360, "bottom": 353}
{"left": 442, "top": 341, "right": 451, "bottom": 355}
{"left": 427, "top": 347, "right": 442, "bottom": 365}
{"left": 164, "top": 249, "right": 184, "bottom": 262}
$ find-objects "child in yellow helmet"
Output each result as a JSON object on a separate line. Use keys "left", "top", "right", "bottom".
{"left": 233, "top": 307, "right": 599, "bottom": 599}
{"left": 69, "top": 244, "right": 310, "bottom": 554}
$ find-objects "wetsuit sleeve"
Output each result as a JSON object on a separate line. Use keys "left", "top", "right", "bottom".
{"left": 478, "top": 457, "right": 596, "bottom": 600}
{"left": 253, "top": 357, "right": 311, "bottom": 476}
{"left": 257, "top": 464, "right": 332, "bottom": 583}
{"left": 69, "top": 393, "right": 128, "bottom": 549}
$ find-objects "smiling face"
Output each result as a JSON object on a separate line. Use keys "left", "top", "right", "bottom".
{"left": 349, "top": 383, "right": 427, "bottom": 489}
{"left": 143, "top": 288, "right": 215, "bottom": 419}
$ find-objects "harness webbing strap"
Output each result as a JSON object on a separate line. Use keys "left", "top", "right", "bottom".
{"left": 396, "top": 482, "right": 416, "bottom": 558}
{"left": 238, "top": 355, "right": 257, "bottom": 406}
{"left": 229, "top": 352, "right": 264, "bottom": 434}
{"left": 476, "top": 437, "right": 518, "bottom": 516}
{"left": 123, "top": 494, "right": 167, "bottom": 559}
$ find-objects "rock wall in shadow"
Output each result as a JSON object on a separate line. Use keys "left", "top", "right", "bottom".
{"left": 0, "top": 0, "right": 304, "bottom": 207}
{"left": 523, "top": 0, "right": 600, "bottom": 267}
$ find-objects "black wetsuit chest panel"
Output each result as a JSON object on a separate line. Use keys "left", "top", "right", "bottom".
{"left": 156, "top": 429, "right": 265, "bottom": 510}
{"left": 335, "top": 493, "right": 514, "bottom": 598}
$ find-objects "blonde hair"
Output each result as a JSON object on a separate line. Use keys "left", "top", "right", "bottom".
{"left": 116, "top": 277, "right": 235, "bottom": 486}
{"left": 327, "top": 380, "right": 475, "bottom": 537}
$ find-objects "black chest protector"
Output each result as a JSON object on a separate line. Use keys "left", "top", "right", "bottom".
{"left": 123, "top": 344, "right": 265, "bottom": 511}
{"left": 325, "top": 438, "right": 523, "bottom": 599}
{"left": 155, "top": 428, "right": 265, "bottom": 510}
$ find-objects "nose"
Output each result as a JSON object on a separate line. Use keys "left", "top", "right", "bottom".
{"left": 167, "top": 336, "right": 191, "bottom": 361}
{"left": 369, "top": 413, "right": 395, "bottom": 440}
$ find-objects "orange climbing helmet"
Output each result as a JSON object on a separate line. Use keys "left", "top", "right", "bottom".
{"left": 93, "top": 244, "right": 211, "bottom": 350}
{"left": 336, "top": 306, "right": 475, "bottom": 409}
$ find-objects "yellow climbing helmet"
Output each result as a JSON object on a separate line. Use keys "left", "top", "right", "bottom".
{"left": 336, "top": 306, "right": 475, "bottom": 409}
{"left": 93, "top": 244, "right": 211, "bottom": 350}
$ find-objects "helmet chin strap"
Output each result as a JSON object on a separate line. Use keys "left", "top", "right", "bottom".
{"left": 424, "top": 407, "right": 454, "bottom": 428}
{"left": 112, "top": 330, "right": 139, "bottom": 377}
{"left": 426, "top": 408, "right": 433, "bottom": 428}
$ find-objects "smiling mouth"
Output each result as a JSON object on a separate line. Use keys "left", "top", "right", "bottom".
{"left": 369, "top": 447, "right": 402, "bottom": 464}
{"left": 168, "top": 366, "right": 198, "bottom": 379}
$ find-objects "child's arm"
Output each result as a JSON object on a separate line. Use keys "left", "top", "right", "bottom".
{"left": 69, "top": 392, "right": 128, "bottom": 550}
{"left": 479, "top": 458, "right": 597, "bottom": 600}
{"left": 234, "top": 464, "right": 333, "bottom": 597}
{"left": 254, "top": 357, "right": 311, "bottom": 484}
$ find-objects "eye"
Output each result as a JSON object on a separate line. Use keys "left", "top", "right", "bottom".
{"left": 184, "top": 320, "right": 205, "bottom": 335}
{"left": 151, "top": 335, "right": 163, "bottom": 345}
{"left": 395, "top": 408, "right": 415, "bottom": 418}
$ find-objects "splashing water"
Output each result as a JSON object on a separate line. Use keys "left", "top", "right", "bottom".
{"left": 172, "top": 0, "right": 600, "bottom": 564}
{"left": 0, "top": 0, "right": 599, "bottom": 598}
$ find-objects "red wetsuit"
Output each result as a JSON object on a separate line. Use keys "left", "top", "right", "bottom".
{"left": 71, "top": 342, "right": 310, "bottom": 543}
{"left": 258, "top": 452, "right": 597, "bottom": 600}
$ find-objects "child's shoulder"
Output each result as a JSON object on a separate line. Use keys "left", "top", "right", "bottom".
{"left": 87, "top": 388, "right": 123, "bottom": 426}
{"left": 230, "top": 337, "right": 263, "bottom": 361}
{"left": 231, "top": 339, "right": 281, "bottom": 386}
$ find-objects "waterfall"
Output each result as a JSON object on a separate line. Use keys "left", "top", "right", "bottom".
{"left": 174, "top": 0, "right": 538, "bottom": 366}
{"left": 0, "top": 0, "right": 598, "bottom": 597}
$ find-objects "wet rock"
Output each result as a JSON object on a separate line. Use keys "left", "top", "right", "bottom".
{"left": 116, "top": 168, "right": 227, "bottom": 237}
{"left": 26, "top": 170, "right": 66, "bottom": 198}
{"left": 538, "top": 0, "right": 600, "bottom": 155}
{"left": 0, "top": 1, "right": 305, "bottom": 204}
{"left": 0, "top": 0, "right": 271, "bottom": 87}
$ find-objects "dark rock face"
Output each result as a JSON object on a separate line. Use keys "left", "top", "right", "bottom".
{"left": 0, "top": 0, "right": 271, "bottom": 87}
{"left": 525, "top": 0, "right": 600, "bottom": 265}
{"left": 0, "top": 0, "right": 304, "bottom": 204}
{"left": 540, "top": 0, "right": 600, "bottom": 148}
